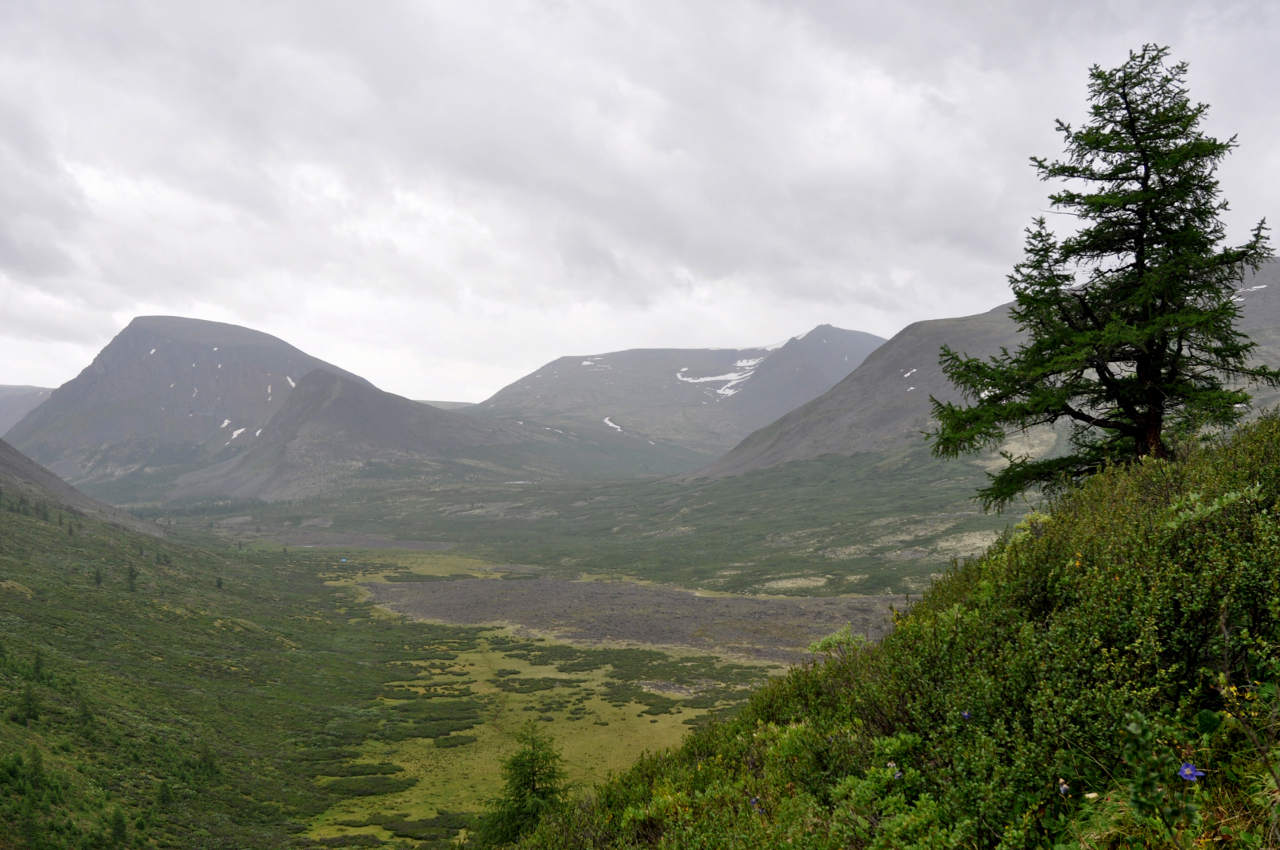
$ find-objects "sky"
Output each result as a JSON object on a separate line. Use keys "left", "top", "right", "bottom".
{"left": 2, "top": 1, "right": 1278, "bottom": 401}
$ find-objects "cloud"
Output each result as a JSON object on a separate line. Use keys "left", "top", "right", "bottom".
{"left": 0, "top": 0, "right": 1277, "bottom": 400}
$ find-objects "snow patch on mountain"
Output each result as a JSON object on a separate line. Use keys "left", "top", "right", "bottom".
{"left": 603, "top": 416, "right": 623, "bottom": 432}
{"left": 675, "top": 357, "right": 765, "bottom": 397}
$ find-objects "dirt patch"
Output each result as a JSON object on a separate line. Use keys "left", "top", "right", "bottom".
{"left": 365, "top": 578, "right": 895, "bottom": 665}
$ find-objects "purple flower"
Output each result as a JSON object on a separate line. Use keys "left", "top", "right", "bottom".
{"left": 1178, "top": 762, "right": 1205, "bottom": 782}
{"left": 961, "top": 711, "right": 971, "bottom": 721}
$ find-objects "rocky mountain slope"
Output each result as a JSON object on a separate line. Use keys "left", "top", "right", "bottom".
{"left": 4, "top": 315, "right": 724, "bottom": 504}
{"left": 475, "top": 325, "right": 884, "bottom": 456}
{"left": 6, "top": 316, "right": 365, "bottom": 489}
{"left": 702, "top": 259, "right": 1280, "bottom": 478}
{"left": 172, "top": 369, "right": 530, "bottom": 501}
{"left": 0, "top": 385, "right": 53, "bottom": 435}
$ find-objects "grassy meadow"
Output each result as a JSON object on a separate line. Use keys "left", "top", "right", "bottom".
{"left": 0, "top": 499, "right": 770, "bottom": 848}
{"left": 150, "top": 444, "right": 1016, "bottom": 598}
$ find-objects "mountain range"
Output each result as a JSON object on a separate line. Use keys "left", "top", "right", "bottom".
{"left": 5, "top": 317, "right": 881, "bottom": 503}
{"left": 702, "top": 258, "right": 1280, "bottom": 478}
{"left": 7, "top": 261, "right": 1278, "bottom": 508}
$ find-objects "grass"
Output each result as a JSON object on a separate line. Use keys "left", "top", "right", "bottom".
{"left": 515, "top": 417, "right": 1280, "bottom": 849}
{"left": 0, "top": 496, "right": 770, "bottom": 847}
{"left": 149, "top": 444, "right": 1017, "bottom": 597}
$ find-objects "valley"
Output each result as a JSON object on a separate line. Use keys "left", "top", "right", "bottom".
{"left": 5, "top": 261, "right": 1278, "bottom": 847}
{"left": 0, "top": 497, "right": 785, "bottom": 847}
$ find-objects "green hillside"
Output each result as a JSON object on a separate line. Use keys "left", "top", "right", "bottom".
{"left": 515, "top": 416, "right": 1280, "bottom": 849}
{"left": 0, "top": 479, "right": 771, "bottom": 848}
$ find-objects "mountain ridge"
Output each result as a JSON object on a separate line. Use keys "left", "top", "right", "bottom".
{"left": 701, "top": 259, "right": 1280, "bottom": 479}
{"left": 476, "top": 324, "right": 884, "bottom": 456}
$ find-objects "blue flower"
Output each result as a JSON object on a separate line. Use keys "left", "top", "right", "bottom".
{"left": 961, "top": 710, "right": 971, "bottom": 721}
{"left": 1178, "top": 762, "right": 1205, "bottom": 782}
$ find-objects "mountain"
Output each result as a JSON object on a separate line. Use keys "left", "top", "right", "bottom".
{"left": 172, "top": 369, "right": 527, "bottom": 501}
{"left": 0, "top": 437, "right": 153, "bottom": 533}
{"left": 703, "top": 259, "right": 1280, "bottom": 478}
{"left": 6, "top": 316, "right": 365, "bottom": 494}
{"left": 475, "top": 325, "right": 885, "bottom": 457}
{"left": 0, "top": 385, "right": 53, "bottom": 435}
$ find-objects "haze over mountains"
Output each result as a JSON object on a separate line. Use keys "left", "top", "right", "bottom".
{"left": 0, "top": 385, "right": 52, "bottom": 434}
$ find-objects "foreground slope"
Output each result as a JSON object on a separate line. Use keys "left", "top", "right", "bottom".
{"left": 705, "top": 259, "right": 1280, "bottom": 478}
{"left": 0, "top": 440, "right": 776, "bottom": 847}
{"left": 523, "top": 416, "right": 1280, "bottom": 848}
{"left": 476, "top": 326, "right": 884, "bottom": 458}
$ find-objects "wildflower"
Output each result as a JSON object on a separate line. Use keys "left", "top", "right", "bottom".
{"left": 1057, "top": 778, "right": 1069, "bottom": 796}
{"left": 1083, "top": 792, "right": 1098, "bottom": 800}
{"left": 961, "top": 710, "right": 971, "bottom": 721}
{"left": 1177, "top": 762, "right": 1205, "bottom": 782}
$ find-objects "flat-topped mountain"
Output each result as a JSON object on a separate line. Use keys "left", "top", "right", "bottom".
{"left": 0, "top": 385, "right": 52, "bottom": 435}
{"left": 703, "top": 259, "right": 1280, "bottom": 478}
{"left": 6, "top": 316, "right": 363, "bottom": 490}
{"left": 475, "top": 325, "right": 884, "bottom": 456}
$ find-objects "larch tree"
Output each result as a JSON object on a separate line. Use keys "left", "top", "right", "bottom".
{"left": 930, "top": 44, "right": 1275, "bottom": 510}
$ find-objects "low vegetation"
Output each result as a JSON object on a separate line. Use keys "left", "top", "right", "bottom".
{"left": 515, "top": 416, "right": 1280, "bottom": 848}
{"left": 151, "top": 443, "right": 1011, "bottom": 597}
{"left": 0, "top": 490, "right": 766, "bottom": 847}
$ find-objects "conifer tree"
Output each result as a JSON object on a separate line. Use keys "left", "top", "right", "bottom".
{"left": 473, "top": 723, "right": 565, "bottom": 846}
{"left": 930, "top": 45, "right": 1275, "bottom": 509}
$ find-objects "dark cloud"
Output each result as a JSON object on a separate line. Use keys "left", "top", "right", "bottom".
{"left": 0, "top": 1, "right": 1276, "bottom": 400}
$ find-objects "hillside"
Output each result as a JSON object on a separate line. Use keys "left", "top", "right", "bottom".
{"left": 0, "top": 438, "right": 154, "bottom": 534}
{"left": 0, "top": 472, "right": 427, "bottom": 846}
{"left": 0, "top": 385, "right": 52, "bottom": 435}
{"left": 5, "top": 316, "right": 364, "bottom": 493}
{"left": 704, "top": 259, "right": 1280, "bottom": 478}
{"left": 476, "top": 325, "right": 884, "bottom": 457}
{"left": 519, "top": 415, "right": 1280, "bottom": 848}
{"left": 0, "top": 434, "right": 776, "bottom": 848}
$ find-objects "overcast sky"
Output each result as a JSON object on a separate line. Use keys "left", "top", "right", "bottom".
{"left": 2, "top": 1, "right": 1277, "bottom": 401}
